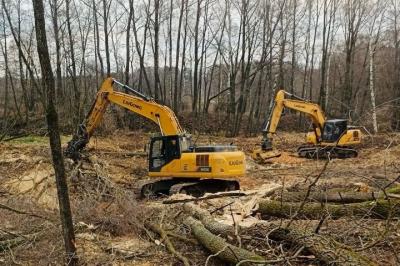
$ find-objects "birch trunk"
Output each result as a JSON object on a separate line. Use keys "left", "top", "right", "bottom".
{"left": 369, "top": 41, "right": 378, "bottom": 133}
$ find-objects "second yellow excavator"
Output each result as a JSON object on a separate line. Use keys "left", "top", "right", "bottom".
{"left": 253, "top": 90, "right": 362, "bottom": 160}
{"left": 65, "top": 78, "right": 245, "bottom": 198}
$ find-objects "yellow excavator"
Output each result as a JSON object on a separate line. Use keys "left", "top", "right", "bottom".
{"left": 252, "top": 90, "right": 361, "bottom": 160}
{"left": 65, "top": 78, "right": 245, "bottom": 197}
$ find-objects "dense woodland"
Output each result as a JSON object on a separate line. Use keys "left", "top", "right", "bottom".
{"left": 1, "top": 0, "right": 400, "bottom": 136}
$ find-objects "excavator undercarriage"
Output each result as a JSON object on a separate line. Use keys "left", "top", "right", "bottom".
{"left": 135, "top": 178, "right": 240, "bottom": 198}
{"left": 297, "top": 145, "right": 358, "bottom": 159}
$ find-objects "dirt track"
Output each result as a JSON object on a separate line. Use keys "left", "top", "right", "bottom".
{"left": 0, "top": 131, "right": 399, "bottom": 265}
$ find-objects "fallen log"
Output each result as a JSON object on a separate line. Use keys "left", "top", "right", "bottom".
{"left": 258, "top": 199, "right": 400, "bottom": 219}
{"left": 183, "top": 203, "right": 235, "bottom": 237}
{"left": 146, "top": 222, "right": 190, "bottom": 266}
{"left": 164, "top": 184, "right": 282, "bottom": 204}
{"left": 0, "top": 203, "right": 52, "bottom": 221}
{"left": 184, "top": 203, "right": 376, "bottom": 265}
{"left": 0, "top": 232, "right": 40, "bottom": 252}
{"left": 184, "top": 216, "right": 266, "bottom": 265}
{"left": 272, "top": 191, "right": 400, "bottom": 203}
{"left": 387, "top": 185, "right": 400, "bottom": 194}
{"left": 163, "top": 191, "right": 247, "bottom": 204}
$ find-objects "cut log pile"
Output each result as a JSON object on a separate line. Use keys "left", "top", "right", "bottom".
{"left": 142, "top": 183, "right": 400, "bottom": 265}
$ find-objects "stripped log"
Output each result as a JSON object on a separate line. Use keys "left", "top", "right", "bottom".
{"left": 258, "top": 199, "right": 400, "bottom": 219}
{"left": 184, "top": 217, "right": 266, "bottom": 265}
{"left": 163, "top": 191, "right": 246, "bottom": 204}
{"left": 272, "top": 191, "right": 400, "bottom": 203}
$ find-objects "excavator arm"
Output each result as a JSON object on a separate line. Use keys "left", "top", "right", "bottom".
{"left": 65, "top": 78, "right": 184, "bottom": 159}
{"left": 260, "top": 90, "right": 326, "bottom": 151}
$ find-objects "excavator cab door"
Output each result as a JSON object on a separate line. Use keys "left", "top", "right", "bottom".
{"left": 321, "top": 119, "right": 347, "bottom": 143}
{"left": 149, "top": 135, "right": 181, "bottom": 172}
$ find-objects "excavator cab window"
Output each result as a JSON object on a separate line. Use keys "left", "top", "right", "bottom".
{"left": 149, "top": 135, "right": 181, "bottom": 171}
{"left": 322, "top": 119, "right": 347, "bottom": 142}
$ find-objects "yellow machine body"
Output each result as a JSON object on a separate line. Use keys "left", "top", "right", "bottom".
{"left": 306, "top": 129, "right": 361, "bottom": 146}
{"left": 66, "top": 78, "right": 245, "bottom": 184}
{"left": 253, "top": 89, "right": 362, "bottom": 160}
{"left": 148, "top": 151, "right": 245, "bottom": 178}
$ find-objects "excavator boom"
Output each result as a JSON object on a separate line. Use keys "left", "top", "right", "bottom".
{"left": 261, "top": 90, "right": 326, "bottom": 145}
{"left": 65, "top": 78, "right": 183, "bottom": 159}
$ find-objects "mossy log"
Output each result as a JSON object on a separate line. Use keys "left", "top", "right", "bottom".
{"left": 258, "top": 199, "right": 400, "bottom": 219}
{"left": 272, "top": 191, "right": 399, "bottom": 203}
{"left": 183, "top": 203, "right": 376, "bottom": 265}
{"left": 184, "top": 217, "right": 266, "bottom": 265}
{"left": 387, "top": 185, "right": 400, "bottom": 194}
{"left": 245, "top": 225, "right": 377, "bottom": 266}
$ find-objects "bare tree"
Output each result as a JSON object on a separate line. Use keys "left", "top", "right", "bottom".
{"left": 341, "top": 0, "right": 367, "bottom": 117}
{"left": 32, "top": 0, "right": 77, "bottom": 264}
{"left": 319, "top": 0, "right": 338, "bottom": 111}
{"left": 66, "top": 0, "right": 80, "bottom": 125}
{"left": 392, "top": 0, "right": 400, "bottom": 130}
{"left": 192, "top": 0, "right": 203, "bottom": 113}
{"left": 153, "top": 0, "right": 162, "bottom": 101}
{"left": 102, "top": 0, "right": 112, "bottom": 76}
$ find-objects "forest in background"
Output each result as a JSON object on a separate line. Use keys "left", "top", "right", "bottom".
{"left": 1, "top": 0, "right": 400, "bottom": 136}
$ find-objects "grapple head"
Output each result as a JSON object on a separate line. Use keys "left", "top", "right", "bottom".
{"left": 64, "top": 124, "right": 89, "bottom": 161}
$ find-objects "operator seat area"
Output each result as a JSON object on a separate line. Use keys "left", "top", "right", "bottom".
{"left": 321, "top": 119, "right": 348, "bottom": 142}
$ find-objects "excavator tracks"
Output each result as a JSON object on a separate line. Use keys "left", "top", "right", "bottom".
{"left": 134, "top": 178, "right": 240, "bottom": 199}
{"left": 297, "top": 145, "right": 358, "bottom": 159}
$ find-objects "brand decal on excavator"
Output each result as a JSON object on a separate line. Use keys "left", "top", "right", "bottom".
{"left": 123, "top": 100, "right": 142, "bottom": 110}
{"left": 229, "top": 160, "right": 243, "bottom": 166}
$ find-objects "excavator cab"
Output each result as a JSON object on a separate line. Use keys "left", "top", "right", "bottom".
{"left": 149, "top": 135, "right": 191, "bottom": 172}
{"left": 321, "top": 119, "right": 348, "bottom": 142}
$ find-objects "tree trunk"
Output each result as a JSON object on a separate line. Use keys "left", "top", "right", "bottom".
{"left": 173, "top": 0, "right": 185, "bottom": 112}
{"left": 153, "top": 0, "right": 162, "bottom": 101}
{"left": 192, "top": 0, "right": 202, "bottom": 113}
{"left": 32, "top": 0, "right": 77, "bottom": 264}
{"left": 369, "top": 41, "right": 378, "bottom": 133}
{"left": 272, "top": 190, "right": 397, "bottom": 203}
{"left": 50, "top": 0, "right": 63, "bottom": 103}
{"left": 290, "top": 0, "right": 297, "bottom": 94}
{"left": 258, "top": 199, "right": 400, "bottom": 219}
{"left": 103, "top": 0, "right": 111, "bottom": 76}
{"left": 93, "top": 0, "right": 104, "bottom": 78}
{"left": 66, "top": 0, "right": 80, "bottom": 126}
{"left": 184, "top": 217, "right": 265, "bottom": 265}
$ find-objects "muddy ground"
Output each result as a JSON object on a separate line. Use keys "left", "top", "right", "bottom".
{"left": 0, "top": 131, "right": 399, "bottom": 265}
